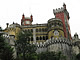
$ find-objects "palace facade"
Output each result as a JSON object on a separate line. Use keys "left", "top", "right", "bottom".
{"left": 3, "top": 3, "right": 80, "bottom": 60}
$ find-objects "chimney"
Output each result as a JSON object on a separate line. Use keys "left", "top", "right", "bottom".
{"left": 6, "top": 23, "right": 9, "bottom": 28}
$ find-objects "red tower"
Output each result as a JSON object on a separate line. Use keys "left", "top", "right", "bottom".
{"left": 53, "top": 3, "right": 71, "bottom": 39}
{"left": 21, "top": 14, "right": 33, "bottom": 26}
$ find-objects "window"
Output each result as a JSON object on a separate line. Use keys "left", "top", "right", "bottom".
{"left": 46, "top": 36, "right": 48, "bottom": 40}
{"left": 42, "top": 28, "right": 44, "bottom": 32}
{"left": 36, "top": 29, "right": 38, "bottom": 32}
{"left": 26, "top": 21, "right": 30, "bottom": 24}
{"left": 40, "top": 36, "right": 42, "bottom": 40}
{"left": 43, "top": 36, "right": 45, "bottom": 40}
{"left": 39, "top": 29, "right": 41, "bottom": 32}
{"left": 36, "top": 37, "right": 39, "bottom": 40}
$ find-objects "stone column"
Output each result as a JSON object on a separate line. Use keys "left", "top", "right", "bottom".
{"left": 33, "top": 28, "right": 36, "bottom": 43}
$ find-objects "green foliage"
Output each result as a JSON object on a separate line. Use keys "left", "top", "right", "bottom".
{"left": 76, "top": 53, "right": 80, "bottom": 60}
{"left": 15, "top": 30, "right": 36, "bottom": 60}
{"left": 15, "top": 30, "right": 67, "bottom": 60}
{"left": 1, "top": 44, "right": 14, "bottom": 60}
{"left": 25, "top": 53, "right": 38, "bottom": 60}
{"left": 0, "top": 32, "right": 14, "bottom": 60}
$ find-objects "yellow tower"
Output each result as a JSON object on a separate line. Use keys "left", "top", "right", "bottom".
{"left": 47, "top": 18, "right": 64, "bottom": 39}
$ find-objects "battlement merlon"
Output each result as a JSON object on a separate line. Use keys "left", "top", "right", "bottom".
{"left": 53, "top": 7, "right": 64, "bottom": 15}
{"left": 53, "top": 4, "right": 70, "bottom": 19}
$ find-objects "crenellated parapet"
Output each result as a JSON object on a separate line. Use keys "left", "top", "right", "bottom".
{"left": 32, "top": 37, "right": 72, "bottom": 49}
{"left": 53, "top": 3, "right": 67, "bottom": 15}
{"left": 35, "top": 37, "right": 72, "bottom": 55}
{"left": 46, "top": 37, "right": 72, "bottom": 46}
{"left": 53, "top": 7, "right": 64, "bottom": 15}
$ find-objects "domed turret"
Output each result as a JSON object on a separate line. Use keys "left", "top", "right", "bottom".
{"left": 21, "top": 14, "right": 33, "bottom": 26}
{"left": 74, "top": 33, "right": 79, "bottom": 39}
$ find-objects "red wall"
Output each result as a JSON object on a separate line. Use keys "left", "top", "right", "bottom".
{"left": 55, "top": 12, "right": 67, "bottom": 38}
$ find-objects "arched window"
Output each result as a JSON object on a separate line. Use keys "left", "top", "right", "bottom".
{"left": 39, "top": 28, "right": 41, "bottom": 32}
{"left": 43, "top": 36, "right": 45, "bottom": 40}
{"left": 42, "top": 28, "right": 45, "bottom": 32}
{"left": 36, "top": 29, "right": 38, "bottom": 32}
{"left": 40, "top": 36, "right": 42, "bottom": 40}
{"left": 45, "top": 28, "right": 47, "bottom": 32}
{"left": 46, "top": 36, "right": 48, "bottom": 40}
{"left": 36, "top": 37, "right": 39, "bottom": 40}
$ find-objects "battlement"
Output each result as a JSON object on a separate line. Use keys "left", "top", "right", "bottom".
{"left": 53, "top": 7, "right": 64, "bottom": 15}
{"left": 46, "top": 37, "right": 72, "bottom": 46}
{"left": 31, "top": 37, "right": 72, "bottom": 48}
{"left": 53, "top": 3, "right": 67, "bottom": 15}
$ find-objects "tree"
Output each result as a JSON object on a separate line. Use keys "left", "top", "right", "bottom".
{"left": 15, "top": 30, "right": 36, "bottom": 60}
{"left": 0, "top": 30, "right": 14, "bottom": 60}
{"left": 0, "top": 32, "right": 5, "bottom": 60}
{"left": 1, "top": 43, "right": 14, "bottom": 60}
{"left": 76, "top": 53, "right": 80, "bottom": 60}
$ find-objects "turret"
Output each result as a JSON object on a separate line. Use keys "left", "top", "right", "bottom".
{"left": 74, "top": 33, "right": 79, "bottom": 39}
{"left": 22, "top": 13, "right": 25, "bottom": 19}
{"left": 30, "top": 14, "right": 33, "bottom": 21}
{"left": 21, "top": 14, "right": 33, "bottom": 26}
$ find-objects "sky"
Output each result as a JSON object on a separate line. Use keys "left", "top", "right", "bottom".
{"left": 0, "top": 0, "right": 80, "bottom": 37}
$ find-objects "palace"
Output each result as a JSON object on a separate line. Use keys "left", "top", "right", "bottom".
{"left": 3, "top": 3, "right": 80, "bottom": 60}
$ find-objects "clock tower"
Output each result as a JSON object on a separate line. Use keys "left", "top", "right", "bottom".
{"left": 21, "top": 14, "right": 33, "bottom": 26}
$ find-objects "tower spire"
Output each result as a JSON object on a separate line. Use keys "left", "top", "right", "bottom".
{"left": 22, "top": 13, "right": 25, "bottom": 19}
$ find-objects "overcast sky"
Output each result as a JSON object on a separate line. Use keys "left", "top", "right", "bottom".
{"left": 0, "top": 0, "right": 80, "bottom": 37}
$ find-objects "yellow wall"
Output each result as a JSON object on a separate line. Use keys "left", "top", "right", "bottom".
{"left": 48, "top": 30, "right": 64, "bottom": 39}
{"left": 4, "top": 27, "right": 21, "bottom": 39}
